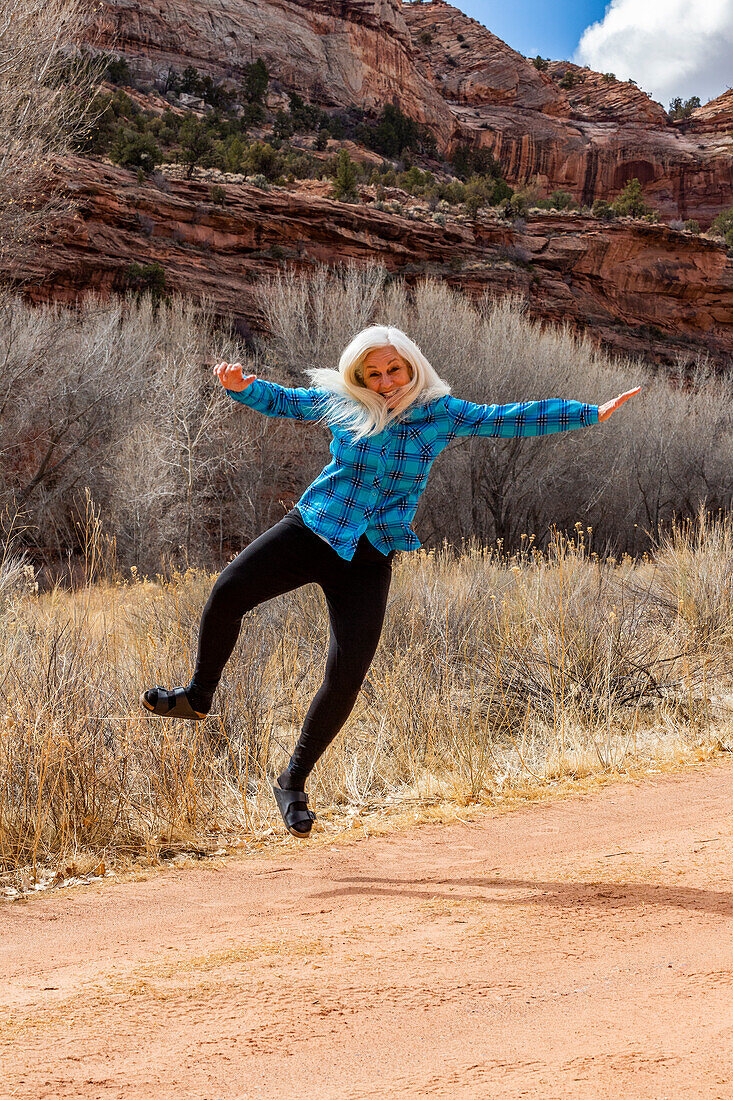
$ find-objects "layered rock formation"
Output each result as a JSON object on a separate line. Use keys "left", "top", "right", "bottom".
{"left": 91, "top": 0, "right": 733, "bottom": 225}
{"left": 405, "top": 0, "right": 565, "bottom": 116}
{"left": 18, "top": 157, "right": 732, "bottom": 367}
{"left": 689, "top": 89, "right": 733, "bottom": 135}
{"left": 543, "top": 62, "right": 668, "bottom": 127}
{"left": 403, "top": 0, "right": 733, "bottom": 225}
{"left": 9, "top": 0, "right": 731, "bottom": 368}
{"left": 92, "top": 0, "right": 455, "bottom": 142}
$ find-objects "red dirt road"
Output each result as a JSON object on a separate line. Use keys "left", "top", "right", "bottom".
{"left": 2, "top": 762, "right": 733, "bottom": 1100}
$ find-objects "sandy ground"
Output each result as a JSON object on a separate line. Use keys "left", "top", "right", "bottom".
{"left": 2, "top": 761, "right": 733, "bottom": 1100}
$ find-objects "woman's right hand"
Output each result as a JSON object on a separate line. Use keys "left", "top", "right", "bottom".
{"left": 213, "top": 362, "right": 256, "bottom": 392}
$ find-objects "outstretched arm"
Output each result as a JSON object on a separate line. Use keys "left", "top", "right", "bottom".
{"left": 213, "top": 361, "right": 327, "bottom": 421}
{"left": 444, "top": 395, "right": 598, "bottom": 438}
{"left": 443, "top": 387, "right": 640, "bottom": 439}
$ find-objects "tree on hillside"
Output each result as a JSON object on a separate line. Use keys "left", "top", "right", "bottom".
{"left": 242, "top": 58, "right": 269, "bottom": 104}
{"left": 111, "top": 129, "right": 162, "bottom": 174}
{"left": 668, "top": 95, "right": 701, "bottom": 121}
{"left": 711, "top": 207, "right": 733, "bottom": 249}
{"left": 612, "top": 178, "right": 653, "bottom": 218}
{"left": 367, "top": 103, "right": 422, "bottom": 158}
{"left": 332, "top": 149, "right": 358, "bottom": 202}
{"left": 0, "top": 0, "right": 101, "bottom": 269}
{"left": 180, "top": 116, "right": 214, "bottom": 178}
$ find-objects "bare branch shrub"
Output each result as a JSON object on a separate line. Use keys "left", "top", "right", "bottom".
{"left": 254, "top": 262, "right": 389, "bottom": 379}
{"left": 250, "top": 267, "right": 733, "bottom": 556}
{"left": 0, "top": 293, "right": 329, "bottom": 572}
{"left": 2, "top": 265, "right": 732, "bottom": 572}
{"left": 0, "top": 0, "right": 102, "bottom": 266}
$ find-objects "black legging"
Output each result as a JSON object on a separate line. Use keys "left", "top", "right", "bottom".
{"left": 192, "top": 508, "right": 394, "bottom": 786}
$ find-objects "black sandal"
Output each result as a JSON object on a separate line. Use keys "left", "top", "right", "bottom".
{"left": 272, "top": 779, "right": 316, "bottom": 838}
{"left": 140, "top": 686, "right": 208, "bottom": 720}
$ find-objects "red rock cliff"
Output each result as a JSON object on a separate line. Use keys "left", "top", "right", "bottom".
{"left": 403, "top": 0, "right": 733, "bottom": 226}
{"left": 16, "top": 157, "right": 733, "bottom": 368}
{"left": 92, "top": 0, "right": 455, "bottom": 141}
{"left": 90, "top": 0, "right": 733, "bottom": 224}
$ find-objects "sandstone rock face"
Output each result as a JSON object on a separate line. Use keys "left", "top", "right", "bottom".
{"left": 453, "top": 105, "right": 733, "bottom": 224}
{"left": 18, "top": 0, "right": 731, "bottom": 366}
{"left": 90, "top": 0, "right": 733, "bottom": 224}
{"left": 403, "top": 1, "right": 733, "bottom": 225}
{"left": 404, "top": 0, "right": 565, "bottom": 115}
{"left": 543, "top": 62, "right": 668, "bottom": 127}
{"left": 17, "top": 158, "right": 732, "bottom": 368}
{"left": 93, "top": 0, "right": 455, "bottom": 139}
{"left": 689, "top": 89, "right": 733, "bottom": 135}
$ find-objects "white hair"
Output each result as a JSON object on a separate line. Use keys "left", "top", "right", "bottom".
{"left": 305, "top": 325, "right": 452, "bottom": 439}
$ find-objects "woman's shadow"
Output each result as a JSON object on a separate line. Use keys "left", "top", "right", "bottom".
{"left": 312, "top": 873, "right": 733, "bottom": 917}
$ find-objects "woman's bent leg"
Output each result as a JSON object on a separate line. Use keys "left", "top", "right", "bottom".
{"left": 192, "top": 515, "right": 321, "bottom": 700}
{"left": 284, "top": 551, "right": 393, "bottom": 787}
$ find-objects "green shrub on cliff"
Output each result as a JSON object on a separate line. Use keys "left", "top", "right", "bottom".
{"left": 77, "top": 90, "right": 138, "bottom": 155}
{"left": 361, "top": 103, "right": 436, "bottom": 158}
{"left": 446, "top": 144, "right": 511, "bottom": 210}
{"left": 463, "top": 174, "right": 512, "bottom": 215}
{"left": 121, "top": 262, "right": 168, "bottom": 303}
{"left": 398, "top": 165, "right": 435, "bottom": 196}
{"left": 243, "top": 141, "right": 282, "bottom": 180}
{"left": 612, "top": 178, "right": 653, "bottom": 218}
{"left": 668, "top": 95, "right": 701, "bottom": 121}
{"left": 437, "top": 179, "right": 466, "bottom": 205}
{"left": 450, "top": 144, "right": 502, "bottom": 182}
{"left": 180, "top": 116, "right": 214, "bottom": 178}
{"left": 711, "top": 207, "right": 733, "bottom": 248}
{"left": 242, "top": 58, "right": 269, "bottom": 104}
{"left": 592, "top": 198, "right": 616, "bottom": 221}
{"left": 105, "top": 55, "right": 132, "bottom": 86}
{"left": 332, "top": 148, "right": 358, "bottom": 202}
{"left": 536, "top": 189, "right": 578, "bottom": 212}
{"left": 286, "top": 92, "right": 328, "bottom": 133}
{"left": 111, "top": 129, "right": 161, "bottom": 173}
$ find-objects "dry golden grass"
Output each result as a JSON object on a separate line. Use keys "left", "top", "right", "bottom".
{"left": 1, "top": 509, "right": 731, "bottom": 886}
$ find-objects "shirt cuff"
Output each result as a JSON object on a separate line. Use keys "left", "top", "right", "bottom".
{"left": 583, "top": 404, "right": 600, "bottom": 426}
{"left": 225, "top": 378, "right": 268, "bottom": 411}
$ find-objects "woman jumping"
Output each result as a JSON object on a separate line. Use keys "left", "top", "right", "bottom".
{"left": 141, "top": 325, "right": 639, "bottom": 837}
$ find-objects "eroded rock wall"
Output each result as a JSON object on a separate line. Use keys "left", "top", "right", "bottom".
{"left": 93, "top": 0, "right": 455, "bottom": 139}
{"left": 18, "top": 158, "right": 733, "bottom": 367}
{"left": 403, "top": 0, "right": 733, "bottom": 225}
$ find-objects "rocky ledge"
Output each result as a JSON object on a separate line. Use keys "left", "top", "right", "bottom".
{"left": 14, "top": 157, "right": 733, "bottom": 368}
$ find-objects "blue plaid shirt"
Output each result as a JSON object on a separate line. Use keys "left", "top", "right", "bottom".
{"left": 227, "top": 380, "right": 599, "bottom": 560}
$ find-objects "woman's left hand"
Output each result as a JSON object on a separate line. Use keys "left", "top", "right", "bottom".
{"left": 598, "top": 387, "right": 641, "bottom": 422}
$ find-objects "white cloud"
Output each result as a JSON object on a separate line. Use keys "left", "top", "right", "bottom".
{"left": 575, "top": 0, "right": 733, "bottom": 107}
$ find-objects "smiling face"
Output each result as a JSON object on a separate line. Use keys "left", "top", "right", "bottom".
{"left": 360, "top": 346, "right": 413, "bottom": 405}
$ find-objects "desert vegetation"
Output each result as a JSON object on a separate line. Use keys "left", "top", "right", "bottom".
{"left": 1, "top": 265, "right": 732, "bottom": 884}
{"left": 2, "top": 266, "right": 731, "bottom": 572}
{"left": 55, "top": 48, "right": 722, "bottom": 237}
{"left": 0, "top": 0, "right": 100, "bottom": 265}
{"left": 1, "top": 503, "right": 731, "bottom": 884}
{"left": 711, "top": 206, "right": 733, "bottom": 250}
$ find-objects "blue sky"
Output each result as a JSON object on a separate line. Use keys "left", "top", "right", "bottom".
{"left": 452, "top": 1, "right": 609, "bottom": 62}
{"left": 447, "top": 0, "right": 732, "bottom": 105}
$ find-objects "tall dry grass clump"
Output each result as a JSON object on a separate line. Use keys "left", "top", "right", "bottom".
{"left": 1, "top": 508, "right": 731, "bottom": 878}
